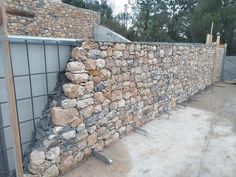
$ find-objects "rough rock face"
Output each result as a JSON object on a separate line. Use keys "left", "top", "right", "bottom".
{"left": 30, "top": 150, "right": 45, "bottom": 166}
{"left": 27, "top": 41, "right": 221, "bottom": 176}
{"left": 51, "top": 107, "right": 79, "bottom": 126}
{"left": 6, "top": 0, "right": 100, "bottom": 39}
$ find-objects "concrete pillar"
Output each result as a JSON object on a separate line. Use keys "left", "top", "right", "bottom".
{"left": 206, "top": 34, "right": 213, "bottom": 45}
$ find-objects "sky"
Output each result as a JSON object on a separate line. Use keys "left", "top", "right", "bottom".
{"left": 106, "top": 0, "right": 130, "bottom": 15}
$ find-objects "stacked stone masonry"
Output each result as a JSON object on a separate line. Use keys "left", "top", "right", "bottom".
{"left": 212, "top": 46, "right": 225, "bottom": 82}
{"left": 27, "top": 41, "right": 223, "bottom": 177}
{"left": 5, "top": 0, "right": 100, "bottom": 39}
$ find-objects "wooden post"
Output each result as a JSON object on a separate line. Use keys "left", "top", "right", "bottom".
{"left": 0, "top": 3, "right": 24, "bottom": 177}
{"left": 210, "top": 22, "right": 214, "bottom": 36}
{"left": 6, "top": 7, "right": 35, "bottom": 18}
{"left": 216, "top": 32, "right": 221, "bottom": 46}
{"left": 206, "top": 34, "right": 211, "bottom": 45}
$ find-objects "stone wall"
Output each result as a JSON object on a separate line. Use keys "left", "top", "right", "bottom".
{"left": 26, "top": 41, "right": 220, "bottom": 176}
{"left": 212, "top": 46, "right": 225, "bottom": 82}
{"left": 5, "top": 0, "right": 100, "bottom": 39}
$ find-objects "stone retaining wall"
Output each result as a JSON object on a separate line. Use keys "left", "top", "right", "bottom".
{"left": 26, "top": 41, "right": 221, "bottom": 176}
{"left": 212, "top": 46, "right": 225, "bottom": 82}
{"left": 5, "top": 0, "right": 100, "bottom": 39}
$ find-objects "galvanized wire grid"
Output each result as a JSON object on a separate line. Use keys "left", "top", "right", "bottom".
{"left": 0, "top": 37, "right": 78, "bottom": 176}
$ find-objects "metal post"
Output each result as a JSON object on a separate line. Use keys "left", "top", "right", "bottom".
{"left": 221, "top": 43, "right": 228, "bottom": 81}
{"left": 0, "top": 106, "right": 9, "bottom": 177}
{"left": 210, "top": 22, "right": 214, "bottom": 36}
{"left": 0, "top": 3, "right": 24, "bottom": 177}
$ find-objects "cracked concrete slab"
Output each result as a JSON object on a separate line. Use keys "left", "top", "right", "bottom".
{"left": 64, "top": 83, "right": 236, "bottom": 177}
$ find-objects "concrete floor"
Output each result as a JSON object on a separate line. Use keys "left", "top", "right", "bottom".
{"left": 64, "top": 83, "right": 236, "bottom": 177}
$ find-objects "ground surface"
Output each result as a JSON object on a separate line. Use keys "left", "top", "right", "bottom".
{"left": 64, "top": 83, "right": 236, "bottom": 177}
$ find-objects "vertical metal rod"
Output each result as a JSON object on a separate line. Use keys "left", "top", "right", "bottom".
{"left": 210, "top": 22, "right": 214, "bottom": 36}
{"left": 0, "top": 3, "right": 24, "bottom": 177}
{"left": 43, "top": 42, "right": 49, "bottom": 99}
{"left": 56, "top": 43, "right": 61, "bottom": 71}
{"left": 25, "top": 42, "right": 36, "bottom": 138}
{"left": 221, "top": 44, "right": 227, "bottom": 81}
{"left": 9, "top": 44, "right": 23, "bottom": 157}
{"left": 0, "top": 106, "right": 10, "bottom": 176}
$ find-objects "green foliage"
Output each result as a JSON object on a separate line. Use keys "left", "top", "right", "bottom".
{"left": 62, "top": 0, "right": 236, "bottom": 55}
{"left": 188, "top": 0, "right": 236, "bottom": 54}
{"left": 62, "top": 0, "right": 85, "bottom": 8}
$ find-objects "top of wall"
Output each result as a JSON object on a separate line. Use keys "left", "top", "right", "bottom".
{"left": 6, "top": 0, "right": 101, "bottom": 39}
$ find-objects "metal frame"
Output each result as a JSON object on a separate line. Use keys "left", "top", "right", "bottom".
{"left": 1, "top": 2, "right": 81, "bottom": 175}
{"left": 0, "top": 35, "right": 78, "bottom": 176}
{"left": 0, "top": 106, "right": 10, "bottom": 176}
{"left": 9, "top": 38, "right": 73, "bottom": 144}
{"left": 0, "top": 3, "right": 24, "bottom": 177}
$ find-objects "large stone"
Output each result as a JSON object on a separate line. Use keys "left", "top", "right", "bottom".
{"left": 94, "top": 104, "right": 102, "bottom": 113}
{"left": 65, "top": 72, "right": 89, "bottom": 84}
{"left": 87, "top": 133, "right": 97, "bottom": 146}
{"left": 61, "top": 99, "right": 77, "bottom": 109}
{"left": 114, "top": 43, "right": 126, "bottom": 50}
{"left": 159, "top": 49, "right": 165, "bottom": 58}
{"left": 67, "top": 61, "right": 85, "bottom": 73}
{"left": 149, "top": 51, "right": 154, "bottom": 58}
{"left": 117, "top": 99, "right": 126, "bottom": 108}
{"left": 43, "top": 165, "right": 59, "bottom": 177}
{"left": 29, "top": 161, "right": 51, "bottom": 175}
{"left": 82, "top": 105, "right": 94, "bottom": 118}
{"left": 113, "top": 51, "right": 123, "bottom": 58}
{"left": 62, "top": 130, "right": 76, "bottom": 140}
{"left": 76, "top": 130, "right": 88, "bottom": 142}
{"left": 85, "top": 59, "right": 96, "bottom": 70}
{"left": 71, "top": 118, "right": 83, "bottom": 128}
{"left": 115, "top": 120, "right": 122, "bottom": 129}
{"left": 53, "top": 126, "right": 63, "bottom": 135}
{"left": 129, "top": 44, "right": 135, "bottom": 52}
{"left": 96, "top": 59, "right": 106, "bottom": 68}
{"left": 89, "top": 69, "right": 102, "bottom": 76}
{"left": 111, "top": 133, "right": 120, "bottom": 142}
{"left": 119, "top": 126, "right": 127, "bottom": 135}
{"left": 59, "top": 155, "right": 76, "bottom": 174}
{"left": 93, "top": 76, "right": 102, "bottom": 84}
{"left": 104, "top": 139, "right": 112, "bottom": 147}
{"left": 30, "top": 150, "right": 45, "bottom": 166}
{"left": 48, "top": 134, "right": 57, "bottom": 140}
{"left": 83, "top": 147, "right": 92, "bottom": 157}
{"left": 100, "top": 69, "right": 111, "bottom": 79}
{"left": 111, "top": 90, "right": 123, "bottom": 101}
{"left": 46, "top": 147, "right": 60, "bottom": 160}
{"left": 77, "top": 140, "right": 87, "bottom": 152}
{"left": 75, "top": 152, "right": 84, "bottom": 163}
{"left": 77, "top": 98, "right": 94, "bottom": 109}
{"left": 76, "top": 123, "right": 86, "bottom": 132}
{"left": 63, "top": 83, "right": 85, "bottom": 98}
{"left": 95, "top": 82, "right": 105, "bottom": 92}
{"left": 95, "top": 140, "right": 104, "bottom": 152}
{"left": 107, "top": 47, "right": 113, "bottom": 56}
{"left": 85, "top": 81, "right": 94, "bottom": 93}
{"left": 101, "top": 51, "right": 108, "bottom": 58}
{"left": 94, "top": 92, "right": 106, "bottom": 103}
{"left": 71, "top": 47, "right": 87, "bottom": 60}
{"left": 82, "top": 41, "right": 98, "bottom": 50}
{"left": 87, "top": 125, "right": 96, "bottom": 134}
{"left": 97, "top": 127, "right": 106, "bottom": 137}
{"left": 88, "top": 49, "right": 101, "bottom": 59}
{"left": 85, "top": 114, "right": 101, "bottom": 127}
{"left": 51, "top": 107, "right": 79, "bottom": 126}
